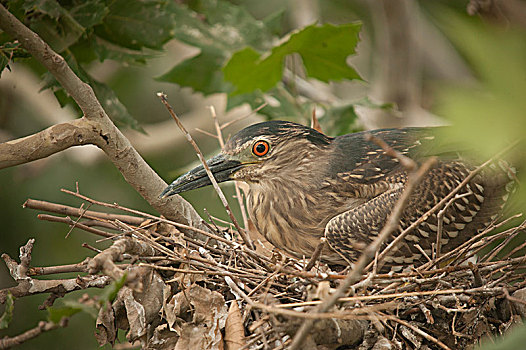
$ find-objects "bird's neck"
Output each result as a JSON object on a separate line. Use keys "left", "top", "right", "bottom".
{"left": 244, "top": 167, "right": 355, "bottom": 261}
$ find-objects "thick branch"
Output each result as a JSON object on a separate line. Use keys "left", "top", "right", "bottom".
{"left": 0, "top": 274, "right": 111, "bottom": 303}
{"left": 24, "top": 198, "right": 144, "bottom": 226}
{"left": 0, "top": 118, "right": 96, "bottom": 168}
{"left": 87, "top": 238, "right": 156, "bottom": 290}
{"left": 0, "top": 4, "right": 208, "bottom": 231}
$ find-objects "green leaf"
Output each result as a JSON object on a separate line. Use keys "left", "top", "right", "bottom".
{"left": 29, "top": 15, "right": 84, "bottom": 52}
{"left": 47, "top": 305, "right": 82, "bottom": 324}
{"left": 322, "top": 103, "right": 360, "bottom": 136}
{"left": 173, "top": 0, "right": 273, "bottom": 53}
{"left": 91, "top": 79, "right": 144, "bottom": 133}
{"left": 0, "top": 292, "right": 14, "bottom": 329}
{"left": 69, "top": 0, "right": 109, "bottom": 29}
{"left": 90, "top": 37, "right": 155, "bottom": 64}
{"left": 158, "top": 0, "right": 275, "bottom": 95}
{"left": 158, "top": 50, "right": 231, "bottom": 95}
{"left": 46, "top": 298, "right": 99, "bottom": 324}
{"left": 223, "top": 23, "right": 362, "bottom": 95}
{"left": 224, "top": 47, "right": 283, "bottom": 96}
{"left": 99, "top": 273, "right": 127, "bottom": 306}
{"left": 21, "top": 0, "right": 88, "bottom": 52}
{"left": 22, "top": 0, "right": 64, "bottom": 19}
{"left": 0, "top": 40, "right": 30, "bottom": 76}
{"left": 94, "top": 0, "right": 175, "bottom": 50}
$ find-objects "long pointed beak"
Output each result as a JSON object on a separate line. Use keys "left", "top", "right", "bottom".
{"left": 160, "top": 154, "right": 242, "bottom": 198}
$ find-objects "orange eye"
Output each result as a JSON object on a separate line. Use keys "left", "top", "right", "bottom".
{"left": 252, "top": 140, "right": 270, "bottom": 157}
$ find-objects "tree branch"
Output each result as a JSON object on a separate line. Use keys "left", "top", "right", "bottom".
{"left": 0, "top": 118, "right": 97, "bottom": 168}
{"left": 0, "top": 320, "right": 66, "bottom": 349}
{"left": 0, "top": 4, "right": 208, "bottom": 232}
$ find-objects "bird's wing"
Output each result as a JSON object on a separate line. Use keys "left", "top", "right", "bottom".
{"left": 324, "top": 160, "right": 510, "bottom": 270}
{"left": 326, "top": 128, "right": 436, "bottom": 199}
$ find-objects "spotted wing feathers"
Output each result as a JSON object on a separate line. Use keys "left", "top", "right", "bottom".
{"left": 324, "top": 160, "right": 512, "bottom": 269}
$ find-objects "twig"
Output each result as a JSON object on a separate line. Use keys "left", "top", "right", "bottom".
{"left": 61, "top": 188, "right": 230, "bottom": 245}
{"left": 483, "top": 221, "right": 524, "bottom": 262}
{"left": 28, "top": 258, "right": 90, "bottom": 276}
{"left": 304, "top": 238, "right": 326, "bottom": 271}
{"left": 387, "top": 316, "right": 451, "bottom": 350}
{"left": 275, "top": 288, "right": 465, "bottom": 308}
{"left": 65, "top": 202, "right": 91, "bottom": 238}
{"left": 157, "top": 93, "right": 254, "bottom": 249}
{"left": 37, "top": 214, "right": 115, "bottom": 238}
{"left": 194, "top": 128, "right": 219, "bottom": 139}
{"left": 0, "top": 320, "right": 66, "bottom": 349}
{"left": 82, "top": 242, "right": 102, "bottom": 253}
{"left": 24, "top": 199, "right": 144, "bottom": 225}
{"left": 210, "top": 105, "right": 250, "bottom": 232}
{"left": 61, "top": 188, "right": 275, "bottom": 271}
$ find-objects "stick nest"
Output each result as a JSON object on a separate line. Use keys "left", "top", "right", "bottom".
{"left": 3, "top": 193, "right": 526, "bottom": 350}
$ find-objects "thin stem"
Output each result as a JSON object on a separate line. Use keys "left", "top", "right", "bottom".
{"left": 157, "top": 93, "right": 254, "bottom": 249}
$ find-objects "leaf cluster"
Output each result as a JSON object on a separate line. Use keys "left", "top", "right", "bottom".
{"left": 0, "top": 0, "right": 363, "bottom": 134}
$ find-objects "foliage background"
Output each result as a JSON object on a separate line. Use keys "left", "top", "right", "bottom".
{"left": 0, "top": 0, "right": 525, "bottom": 348}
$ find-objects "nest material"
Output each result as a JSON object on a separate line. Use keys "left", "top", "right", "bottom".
{"left": 3, "top": 195, "right": 526, "bottom": 350}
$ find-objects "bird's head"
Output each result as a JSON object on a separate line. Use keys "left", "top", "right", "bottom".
{"left": 160, "top": 120, "right": 332, "bottom": 198}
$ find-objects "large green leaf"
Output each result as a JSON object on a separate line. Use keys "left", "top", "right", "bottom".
{"left": 171, "top": 0, "right": 274, "bottom": 54}
{"left": 94, "top": 0, "right": 175, "bottom": 50}
{"left": 157, "top": 0, "right": 276, "bottom": 95}
{"left": 159, "top": 51, "right": 232, "bottom": 95}
{"left": 69, "top": 0, "right": 108, "bottom": 29}
{"left": 22, "top": 0, "right": 64, "bottom": 19}
{"left": 16, "top": 0, "right": 108, "bottom": 53}
{"left": 223, "top": 23, "right": 362, "bottom": 95}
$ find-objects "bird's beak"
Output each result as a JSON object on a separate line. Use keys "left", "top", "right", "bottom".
{"left": 160, "top": 153, "right": 243, "bottom": 198}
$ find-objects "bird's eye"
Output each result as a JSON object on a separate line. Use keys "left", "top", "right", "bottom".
{"left": 252, "top": 140, "right": 270, "bottom": 157}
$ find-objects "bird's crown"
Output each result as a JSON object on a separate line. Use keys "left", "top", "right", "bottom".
{"left": 223, "top": 120, "right": 331, "bottom": 157}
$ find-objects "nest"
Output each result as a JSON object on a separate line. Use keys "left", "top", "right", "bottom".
{"left": 2, "top": 189, "right": 526, "bottom": 350}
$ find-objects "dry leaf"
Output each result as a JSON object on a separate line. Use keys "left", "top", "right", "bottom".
{"left": 169, "top": 284, "right": 228, "bottom": 350}
{"left": 95, "top": 301, "right": 116, "bottom": 347}
{"left": 224, "top": 301, "right": 245, "bottom": 350}
{"left": 145, "top": 324, "right": 179, "bottom": 350}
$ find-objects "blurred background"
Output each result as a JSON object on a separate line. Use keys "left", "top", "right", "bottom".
{"left": 1, "top": 0, "right": 525, "bottom": 348}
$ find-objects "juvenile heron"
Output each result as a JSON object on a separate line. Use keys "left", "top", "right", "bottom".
{"left": 161, "top": 121, "right": 511, "bottom": 267}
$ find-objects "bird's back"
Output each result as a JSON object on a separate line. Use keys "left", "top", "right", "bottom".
{"left": 323, "top": 127, "right": 514, "bottom": 267}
